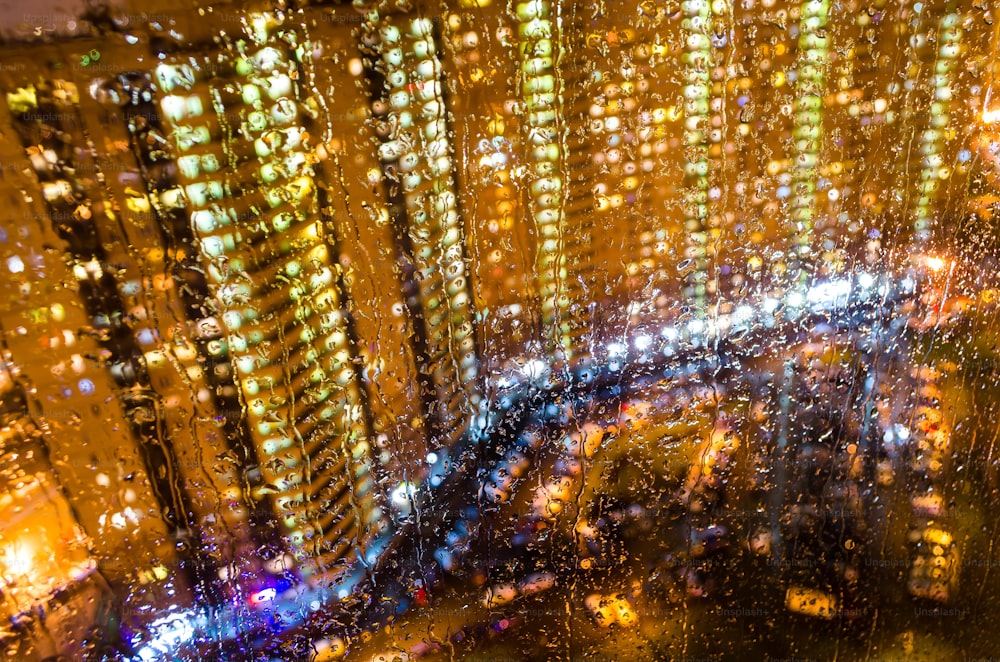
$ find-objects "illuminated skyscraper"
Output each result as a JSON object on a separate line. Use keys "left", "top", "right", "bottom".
{"left": 369, "top": 11, "right": 483, "bottom": 449}
{"left": 681, "top": 0, "right": 717, "bottom": 309}
{"left": 516, "top": 0, "right": 573, "bottom": 361}
{"left": 788, "top": 0, "right": 829, "bottom": 275}
{"left": 1, "top": 71, "right": 198, "bottom": 601}
{"left": 156, "top": 12, "right": 385, "bottom": 576}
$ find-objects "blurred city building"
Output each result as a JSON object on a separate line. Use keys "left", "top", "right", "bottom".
{"left": 0, "top": 0, "right": 995, "bottom": 659}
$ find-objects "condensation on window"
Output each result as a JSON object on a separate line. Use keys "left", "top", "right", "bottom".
{"left": 0, "top": 1, "right": 997, "bottom": 660}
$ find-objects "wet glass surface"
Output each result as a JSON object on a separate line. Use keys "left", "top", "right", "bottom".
{"left": 0, "top": 1, "right": 998, "bottom": 660}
